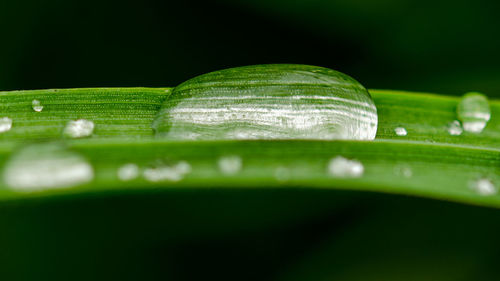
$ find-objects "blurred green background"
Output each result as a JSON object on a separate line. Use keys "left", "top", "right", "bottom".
{"left": 1, "top": 0, "right": 500, "bottom": 280}
{"left": 2, "top": 0, "right": 500, "bottom": 96}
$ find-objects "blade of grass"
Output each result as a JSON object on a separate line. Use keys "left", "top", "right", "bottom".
{"left": 0, "top": 139, "right": 498, "bottom": 208}
{"left": 0, "top": 87, "right": 171, "bottom": 140}
{"left": 0, "top": 88, "right": 499, "bottom": 209}
{"left": 0, "top": 88, "right": 499, "bottom": 148}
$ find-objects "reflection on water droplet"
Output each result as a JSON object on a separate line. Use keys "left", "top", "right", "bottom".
{"left": 457, "top": 92, "right": 490, "bottom": 133}
{"left": 394, "top": 127, "right": 407, "bottom": 136}
{"left": 470, "top": 178, "right": 496, "bottom": 196}
{"left": 218, "top": 156, "right": 242, "bottom": 175}
{"left": 328, "top": 156, "right": 364, "bottom": 178}
{"left": 0, "top": 117, "right": 12, "bottom": 133}
{"left": 3, "top": 143, "right": 94, "bottom": 191}
{"left": 447, "top": 120, "right": 463, "bottom": 136}
{"left": 143, "top": 161, "right": 191, "bottom": 182}
{"left": 64, "top": 119, "right": 94, "bottom": 138}
{"left": 117, "top": 163, "right": 139, "bottom": 181}
{"left": 393, "top": 164, "right": 412, "bottom": 178}
{"left": 274, "top": 166, "right": 291, "bottom": 182}
{"left": 32, "top": 99, "right": 43, "bottom": 112}
{"left": 153, "top": 64, "right": 378, "bottom": 141}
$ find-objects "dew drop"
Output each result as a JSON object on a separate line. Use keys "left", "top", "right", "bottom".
{"left": 117, "top": 163, "right": 139, "bottom": 181}
{"left": 32, "top": 99, "right": 43, "bottom": 112}
{"left": 153, "top": 64, "right": 378, "bottom": 141}
{"left": 217, "top": 155, "right": 242, "bottom": 175}
{"left": 64, "top": 119, "right": 94, "bottom": 138}
{"left": 470, "top": 178, "right": 496, "bottom": 196}
{"left": 393, "top": 164, "right": 412, "bottom": 178}
{"left": 3, "top": 143, "right": 94, "bottom": 191}
{"left": 394, "top": 127, "right": 407, "bottom": 136}
{"left": 274, "top": 166, "right": 291, "bottom": 182}
{"left": 143, "top": 161, "right": 191, "bottom": 182}
{"left": 328, "top": 156, "right": 364, "bottom": 178}
{"left": 457, "top": 92, "right": 490, "bottom": 133}
{"left": 0, "top": 117, "right": 12, "bottom": 133}
{"left": 447, "top": 120, "right": 463, "bottom": 136}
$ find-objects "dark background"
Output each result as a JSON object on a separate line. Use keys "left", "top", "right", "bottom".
{"left": 2, "top": 0, "right": 500, "bottom": 96}
{"left": 2, "top": 1, "right": 500, "bottom": 280}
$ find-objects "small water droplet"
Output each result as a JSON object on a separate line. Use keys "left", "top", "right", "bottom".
{"left": 457, "top": 92, "right": 490, "bottom": 133}
{"left": 328, "top": 156, "right": 364, "bottom": 178}
{"left": 3, "top": 143, "right": 94, "bottom": 191}
{"left": 0, "top": 117, "right": 12, "bottom": 133}
{"left": 394, "top": 127, "right": 407, "bottom": 136}
{"left": 393, "top": 164, "right": 412, "bottom": 178}
{"left": 143, "top": 161, "right": 191, "bottom": 182}
{"left": 470, "top": 178, "right": 497, "bottom": 196}
{"left": 274, "top": 166, "right": 291, "bottom": 182}
{"left": 117, "top": 163, "right": 139, "bottom": 181}
{"left": 153, "top": 64, "right": 378, "bottom": 141}
{"left": 63, "top": 119, "right": 94, "bottom": 138}
{"left": 32, "top": 99, "right": 43, "bottom": 112}
{"left": 447, "top": 120, "right": 463, "bottom": 136}
{"left": 217, "top": 155, "right": 242, "bottom": 175}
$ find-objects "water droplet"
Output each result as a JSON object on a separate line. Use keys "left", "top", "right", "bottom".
{"left": 32, "top": 99, "right": 43, "bottom": 112}
{"left": 117, "top": 163, "right": 139, "bottom": 181}
{"left": 457, "top": 92, "right": 490, "bottom": 133}
{"left": 393, "top": 164, "right": 412, "bottom": 178}
{"left": 394, "top": 127, "right": 407, "bottom": 136}
{"left": 217, "top": 155, "right": 242, "bottom": 175}
{"left": 63, "top": 119, "right": 94, "bottom": 138}
{"left": 328, "top": 156, "right": 364, "bottom": 178}
{"left": 153, "top": 64, "right": 378, "bottom": 140}
{"left": 470, "top": 178, "right": 497, "bottom": 196}
{"left": 0, "top": 117, "right": 12, "bottom": 133}
{"left": 143, "top": 161, "right": 191, "bottom": 182}
{"left": 274, "top": 166, "right": 291, "bottom": 182}
{"left": 447, "top": 120, "right": 463, "bottom": 136}
{"left": 3, "top": 143, "right": 94, "bottom": 191}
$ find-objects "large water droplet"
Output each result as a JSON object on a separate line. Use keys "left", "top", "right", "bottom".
{"left": 327, "top": 156, "right": 364, "bottom": 178}
{"left": 457, "top": 92, "right": 490, "bottom": 133}
{"left": 218, "top": 155, "right": 242, "bottom": 175}
{"left": 0, "top": 117, "right": 12, "bottom": 133}
{"left": 470, "top": 178, "right": 496, "bottom": 196}
{"left": 3, "top": 143, "right": 94, "bottom": 191}
{"left": 153, "top": 64, "right": 377, "bottom": 140}
{"left": 32, "top": 99, "right": 43, "bottom": 112}
{"left": 63, "top": 119, "right": 94, "bottom": 138}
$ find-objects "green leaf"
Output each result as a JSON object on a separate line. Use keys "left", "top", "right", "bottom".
{"left": 0, "top": 87, "right": 170, "bottom": 140}
{"left": 0, "top": 88, "right": 498, "bottom": 209}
